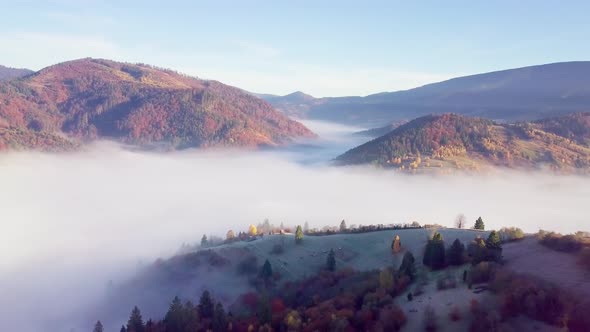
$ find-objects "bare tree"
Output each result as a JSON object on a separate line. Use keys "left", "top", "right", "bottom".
{"left": 455, "top": 214, "right": 466, "bottom": 229}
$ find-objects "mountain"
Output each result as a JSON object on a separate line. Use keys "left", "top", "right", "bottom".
{"left": 263, "top": 62, "right": 590, "bottom": 126}
{"left": 353, "top": 121, "right": 407, "bottom": 138}
{"left": 336, "top": 113, "right": 590, "bottom": 172}
{"left": 260, "top": 91, "right": 317, "bottom": 118}
{"left": 0, "top": 65, "right": 33, "bottom": 81}
{"left": 0, "top": 58, "right": 315, "bottom": 151}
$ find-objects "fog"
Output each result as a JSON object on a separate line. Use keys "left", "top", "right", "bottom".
{"left": 0, "top": 120, "right": 589, "bottom": 331}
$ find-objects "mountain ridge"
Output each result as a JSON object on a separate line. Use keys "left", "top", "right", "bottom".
{"left": 336, "top": 112, "right": 590, "bottom": 172}
{"left": 0, "top": 58, "right": 315, "bottom": 151}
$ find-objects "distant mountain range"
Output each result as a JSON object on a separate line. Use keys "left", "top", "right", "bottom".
{"left": 0, "top": 65, "right": 33, "bottom": 81}
{"left": 0, "top": 58, "right": 315, "bottom": 151}
{"left": 336, "top": 112, "right": 590, "bottom": 172}
{"left": 262, "top": 62, "right": 590, "bottom": 126}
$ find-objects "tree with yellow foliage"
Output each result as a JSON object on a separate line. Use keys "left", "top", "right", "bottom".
{"left": 248, "top": 224, "right": 257, "bottom": 236}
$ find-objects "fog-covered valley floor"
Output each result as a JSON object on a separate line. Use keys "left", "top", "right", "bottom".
{"left": 0, "top": 120, "right": 588, "bottom": 331}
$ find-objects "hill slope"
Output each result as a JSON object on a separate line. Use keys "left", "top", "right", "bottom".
{"left": 336, "top": 113, "right": 590, "bottom": 172}
{"left": 264, "top": 62, "right": 590, "bottom": 126}
{"left": 0, "top": 58, "right": 314, "bottom": 151}
{"left": 0, "top": 65, "right": 33, "bottom": 81}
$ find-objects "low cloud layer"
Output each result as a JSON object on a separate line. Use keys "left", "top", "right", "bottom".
{"left": 0, "top": 133, "right": 588, "bottom": 331}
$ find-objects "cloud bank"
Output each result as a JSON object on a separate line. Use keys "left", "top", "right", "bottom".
{"left": 0, "top": 140, "right": 588, "bottom": 331}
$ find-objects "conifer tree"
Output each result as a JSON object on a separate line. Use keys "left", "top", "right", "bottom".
{"left": 212, "top": 302, "right": 227, "bottom": 332}
{"left": 260, "top": 259, "right": 273, "bottom": 282}
{"left": 295, "top": 225, "right": 304, "bottom": 244}
{"left": 120, "top": 326, "right": 127, "bottom": 332}
{"left": 423, "top": 232, "right": 446, "bottom": 269}
{"left": 164, "top": 296, "right": 184, "bottom": 331}
{"left": 304, "top": 221, "right": 309, "bottom": 233}
{"left": 326, "top": 249, "right": 336, "bottom": 271}
{"left": 474, "top": 217, "right": 485, "bottom": 230}
{"left": 93, "top": 321, "right": 104, "bottom": 332}
{"left": 485, "top": 231, "right": 502, "bottom": 249}
{"left": 257, "top": 294, "right": 272, "bottom": 325}
{"left": 198, "top": 290, "right": 214, "bottom": 319}
{"left": 127, "top": 306, "right": 145, "bottom": 332}
{"left": 447, "top": 238, "right": 465, "bottom": 265}
{"left": 339, "top": 219, "right": 347, "bottom": 232}
{"left": 201, "top": 234, "right": 208, "bottom": 247}
{"left": 398, "top": 251, "right": 416, "bottom": 280}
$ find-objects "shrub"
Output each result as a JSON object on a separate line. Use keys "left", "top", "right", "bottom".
{"left": 538, "top": 230, "right": 589, "bottom": 253}
{"left": 498, "top": 227, "right": 524, "bottom": 242}
{"left": 379, "top": 304, "right": 407, "bottom": 331}
{"left": 447, "top": 239, "right": 465, "bottom": 265}
{"left": 469, "top": 262, "right": 497, "bottom": 284}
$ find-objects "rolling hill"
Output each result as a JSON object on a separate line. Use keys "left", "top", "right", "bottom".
{"left": 263, "top": 62, "right": 590, "bottom": 126}
{"left": 336, "top": 113, "right": 590, "bottom": 172}
{"left": 0, "top": 65, "right": 33, "bottom": 81}
{"left": 0, "top": 58, "right": 315, "bottom": 151}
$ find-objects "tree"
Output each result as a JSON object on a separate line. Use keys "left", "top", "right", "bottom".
{"left": 455, "top": 214, "right": 466, "bottom": 229}
{"left": 295, "top": 225, "right": 304, "bottom": 244}
{"left": 485, "top": 231, "right": 503, "bottom": 262}
{"left": 248, "top": 224, "right": 257, "bottom": 236}
{"left": 164, "top": 296, "right": 186, "bottom": 332}
{"left": 120, "top": 326, "right": 127, "bottom": 332}
{"left": 474, "top": 217, "right": 485, "bottom": 230}
{"left": 260, "top": 259, "right": 273, "bottom": 282}
{"left": 257, "top": 294, "right": 272, "bottom": 325}
{"left": 379, "top": 268, "right": 394, "bottom": 290}
{"left": 93, "top": 321, "right": 104, "bottom": 332}
{"left": 468, "top": 237, "right": 488, "bottom": 265}
{"left": 447, "top": 238, "right": 465, "bottom": 265}
{"left": 212, "top": 302, "right": 227, "bottom": 332}
{"left": 485, "top": 231, "right": 502, "bottom": 249}
{"left": 339, "top": 219, "right": 347, "bottom": 232}
{"left": 127, "top": 306, "right": 145, "bottom": 332}
{"left": 201, "top": 234, "right": 208, "bottom": 247}
{"left": 326, "top": 249, "right": 336, "bottom": 271}
{"left": 304, "top": 221, "right": 309, "bottom": 233}
{"left": 226, "top": 230, "right": 235, "bottom": 241}
{"left": 398, "top": 251, "right": 417, "bottom": 280}
{"left": 423, "top": 232, "right": 446, "bottom": 269}
{"left": 198, "top": 290, "right": 214, "bottom": 319}
{"left": 391, "top": 234, "right": 402, "bottom": 254}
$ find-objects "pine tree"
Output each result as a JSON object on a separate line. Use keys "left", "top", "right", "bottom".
{"left": 164, "top": 296, "right": 185, "bottom": 331}
{"left": 93, "top": 321, "right": 104, "bottom": 332}
{"left": 485, "top": 231, "right": 502, "bottom": 249}
{"left": 183, "top": 301, "right": 198, "bottom": 331}
{"left": 198, "top": 290, "right": 214, "bottom": 319}
{"left": 257, "top": 294, "right": 272, "bottom": 325}
{"left": 201, "top": 234, "right": 208, "bottom": 247}
{"left": 326, "top": 249, "right": 336, "bottom": 271}
{"left": 260, "top": 259, "right": 273, "bottom": 282}
{"left": 127, "top": 306, "right": 145, "bottom": 332}
{"left": 423, "top": 232, "right": 446, "bottom": 269}
{"left": 339, "top": 219, "right": 347, "bottom": 232}
{"left": 212, "top": 302, "right": 227, "bottom": 332}
{"left": 304, "top": 221, "right": 309, "bottom": 233}
{"left": 447, "top": 238, "right": 465, "bottom": 265}
{"left": 391, "top": 234, "right": 402, "bottom": 253}
{"left": 120, "top": 325, "right": 127, "bottom": 332}
{"left": 398, "top": 251, "right": 416, "bottom": 280}
{"left": 295, "top": 225, "right": 304, "bottom": 244}
{"left": 474, "top": 217, "right": 485, "bottom": 230}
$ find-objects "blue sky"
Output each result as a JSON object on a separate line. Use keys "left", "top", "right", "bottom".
{"left": 1, "top": 0, "right": 589, "bottom": 96}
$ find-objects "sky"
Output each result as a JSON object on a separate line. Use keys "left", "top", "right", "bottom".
{"left": 1, "top": 0, "right": 589, "bottom": 96}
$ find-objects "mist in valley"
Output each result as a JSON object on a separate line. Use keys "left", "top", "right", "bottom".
{"left": 0, "top": 120, "right": 588, "bottom": 331}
